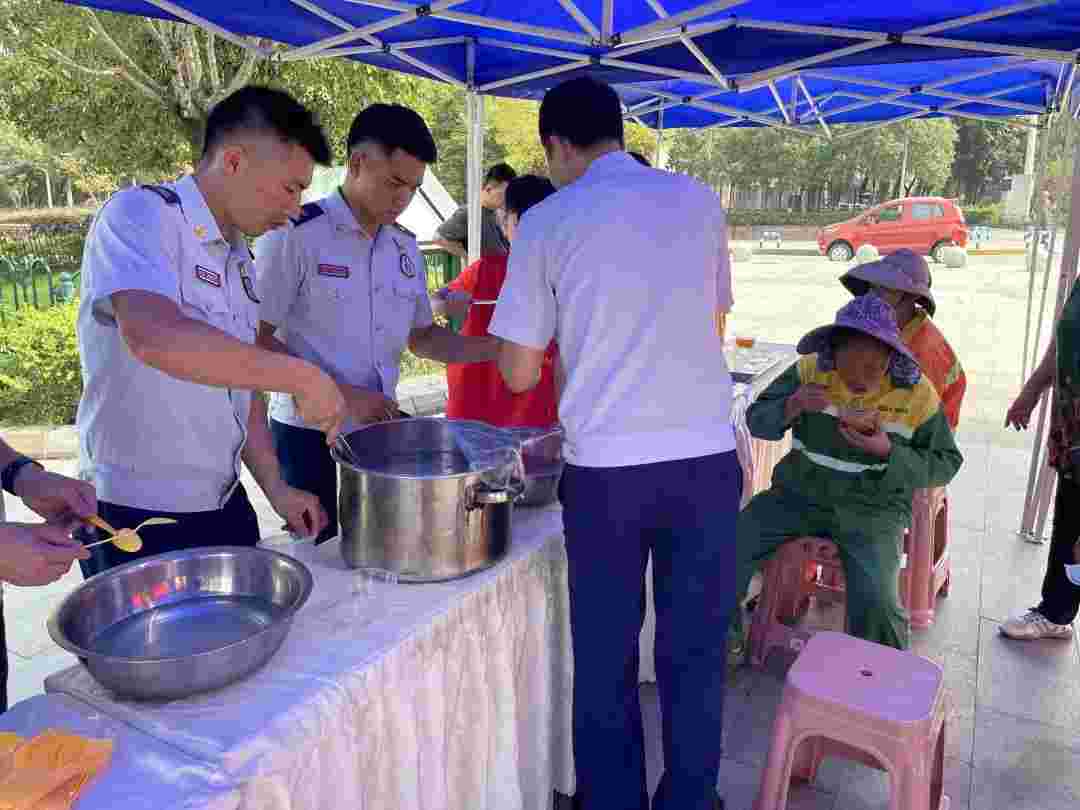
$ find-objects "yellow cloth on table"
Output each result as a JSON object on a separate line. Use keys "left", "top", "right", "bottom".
{"left": 0, "top": 730, "right": 113, "bottom": 810}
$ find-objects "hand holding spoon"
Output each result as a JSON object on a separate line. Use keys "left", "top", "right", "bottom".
{"left": 82, "top": 516, "right": 178, "bottom": 553}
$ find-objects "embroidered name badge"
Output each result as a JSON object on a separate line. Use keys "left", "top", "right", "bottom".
{"left": 195, "top": 265, "right": 222, "bottom": 287}
{"left": 318, "top": 264, "right": 350, "bottom": 279}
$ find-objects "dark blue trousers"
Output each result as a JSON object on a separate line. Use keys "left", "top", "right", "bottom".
{"left": 78, "top": 484, "right": 260, "bottom": 578}
{"left": 270, "top": 419, "right": 339, "bottom": 544}
{"left": 560, "top": 450, "right": 742, "bottom": 810}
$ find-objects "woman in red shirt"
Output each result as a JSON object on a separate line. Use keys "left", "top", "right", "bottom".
{"left": 432, "top": 175, "right": 559, "bottom": 427}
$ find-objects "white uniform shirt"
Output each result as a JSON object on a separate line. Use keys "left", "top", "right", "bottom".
{"left": 76, "top": 176, "right": 258, "bottom": 512}
{"left": 255, "top": 190, "right": 433, "bottom": 434}
{"left": 489, "top": 152, "right": 735, "bottom": 468}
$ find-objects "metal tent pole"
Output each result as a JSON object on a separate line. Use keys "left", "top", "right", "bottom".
{"left": 1022, "top": 117, "right": 1051, "bottom": 382}
{"left": 654, "top": 110, "right": 664, "bottom": 167}
{"left": 1020, "top": 128, "right": 1080, "bottom": 540}
{"left": 465, "top": 40, "right": 484, "bottom": 266}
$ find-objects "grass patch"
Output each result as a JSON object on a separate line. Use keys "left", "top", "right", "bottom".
{"left": 400, "top": 350, "right": 445, "bottom": 380}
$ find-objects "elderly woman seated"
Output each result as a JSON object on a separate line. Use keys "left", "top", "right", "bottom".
{"left": 733, "top": 295, "right": 963, "bottom": 652}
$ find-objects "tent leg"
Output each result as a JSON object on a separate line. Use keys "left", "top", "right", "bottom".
{"left": 1031, "top": 459, "right": 1056, "bottom": 544}
{"left": 1020, "top": 388, "right": 1052, "bottom": 537}
{"left": 654, "top": 110, "right": 664, "bottom": 168}
{"left": 465, "top": 91, "right": 485, "bottom": 266}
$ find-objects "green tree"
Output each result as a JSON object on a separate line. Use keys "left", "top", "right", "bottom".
{"left": 896, "top": 119, "right": 956, "bottom": 197}
{"left": 949, "top": 119, "right": 1026, "bottom": 202}
{"left": 0, "top": 1, "right": 265, "bottom": 176}
{"left": 663, "top": 118, "right": 956, "bottom": 207}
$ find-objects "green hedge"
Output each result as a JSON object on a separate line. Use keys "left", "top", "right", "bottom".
{"left": 0, "top": 301, "right": 440, "bottom": 428}
{"left": 0, "top": 231, "right": 87, "bottom": 273}
{"left": 963, "top": 203, "right": 1004, "bottom": 226}
{"left": 0, "top": 207, "right": 96, "bottom": 226}
{"left": 0, "top": 304, "right": 82, "bottom": 426}
{"left": 725, "top": 209, "right": 856, "bottom": 227}
{"left": 726, "top": 204, "right": 1007, "bottom": 228}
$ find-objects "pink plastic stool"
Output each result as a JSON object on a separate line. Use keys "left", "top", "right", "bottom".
{"left": 749, "top": 538, "right": 846, "bottom": 668}
{"left": 900, "top": 488, "right": 951, "bottom": 629}
{"left": 754, "top": 631, "right": 948, "bottom": 810}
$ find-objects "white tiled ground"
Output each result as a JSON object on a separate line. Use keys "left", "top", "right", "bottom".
{"left": 5, "top": 251, "right": 1080, "bottom": 808}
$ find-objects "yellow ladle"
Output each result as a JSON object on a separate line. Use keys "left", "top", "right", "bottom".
{"left": 82, "top": 515, "right": 178, "bottom": 553}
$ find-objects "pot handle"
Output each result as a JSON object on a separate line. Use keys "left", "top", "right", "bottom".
{"left": 467, "top": 479, "right": 526, "bottom": 509}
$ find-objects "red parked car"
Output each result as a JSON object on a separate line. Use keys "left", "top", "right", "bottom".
{"left": 817, "top": 196, "right": 969, "bottom": 263}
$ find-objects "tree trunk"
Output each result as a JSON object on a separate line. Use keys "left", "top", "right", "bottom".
{"left": 179, "top": 113, "right": 208, "bottom": 162}
{"left": 44, "top": 169, "right": 53, "bottom": 208}
{"left": 66, "top": 177, "right": 74, "bottom": 207}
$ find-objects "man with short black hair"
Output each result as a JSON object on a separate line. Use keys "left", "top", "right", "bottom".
{"left": 490, "top": 75, "right": 738, "bottom": 810}
{"left": 256, "top": 103, "right": 499, "bottom": 543}
{"left": 435, "top": 162, "right": 517, "bottom": 259}
{"left": 77, "top": 86, "right": 344, "bottom": 575}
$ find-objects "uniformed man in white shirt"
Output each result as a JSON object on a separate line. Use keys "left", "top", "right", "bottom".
{"left": 77, "top": 86, "right": 347, "bottom": 576}
{"left": 256, "top": 103, "right": 499, "bottom": 543}
{"left": 490, "top": 77, "right": 738, "bottom": 810}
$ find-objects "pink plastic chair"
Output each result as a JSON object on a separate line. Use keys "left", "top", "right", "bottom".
{"left": 900, "top": 488, "right": 951, "bottom": 628}
{"left": 749, "top": 538, "right": 846, "bottom": 667}
{"left": 749, "top": 535, "right": 916, "bottom": 668}
{"left": 754, "top": 631, "right": 949, "bottom": 810}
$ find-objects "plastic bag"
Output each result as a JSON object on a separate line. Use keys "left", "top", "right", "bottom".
{"left": 446, "top": 421, "right": 566, "bottom": 490}
{"left": 505, "top": 426, "right": 565, "bottom": 477}
{"left": 444, "top": 421, "right": 522, "bottom": 490}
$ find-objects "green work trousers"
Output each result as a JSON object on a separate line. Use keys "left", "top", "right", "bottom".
{"left": 735, "top": 486, "right": 909, "bottom": 650}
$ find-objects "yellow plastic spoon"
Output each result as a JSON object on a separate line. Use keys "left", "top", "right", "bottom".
{"left": 82, "top": 517, "right": 178, "bottom": 553}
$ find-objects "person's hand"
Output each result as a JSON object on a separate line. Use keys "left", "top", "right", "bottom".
{"left": 1005, "top": 387, "right": 1041, "bottom": 431}
{"left": 293, "top": 366, "right": 347, "bottom": 444}
{"left": 430, "top": 288, "right": 472, "bottom": 322}
{"left": 785, "top": 384, "right": 830, "bottom": 422}
{"left": 0, "top": 523, "right": 89, "bottom": 587}
{"left": 12, "top": 466, "right": 96, "bottom": 525}
{"left": 341, "top": 384, "right": 399, "bottom": 425}
{"left": 266, "top": 481, "right": 328, "bottom": 539}
{"left": 838, "top": 423, "right": 892, "bottom": 459}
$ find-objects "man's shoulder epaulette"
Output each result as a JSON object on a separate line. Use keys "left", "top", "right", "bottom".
{"left": 291, "top": 202, "right": 325, "bottom": 227}
{"left": 140, "top": 184, "right": 181, "bottom": 206}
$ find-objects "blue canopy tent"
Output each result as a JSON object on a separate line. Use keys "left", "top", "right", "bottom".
{"left": 53, "top": 0, "right": 1080, "bottom": 539}
{"left": 61, "top": 2, "right": 1080, "bottom": 126}
{"left": 59, "top": 1, "right": 1080, "bottom": 255}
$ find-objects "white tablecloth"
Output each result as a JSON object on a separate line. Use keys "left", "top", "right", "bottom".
{"left": 0, "top": 693, "right": 233, "bottom": 807}
{"left": 45, "top": 506, "right": 572, "bottom": 810}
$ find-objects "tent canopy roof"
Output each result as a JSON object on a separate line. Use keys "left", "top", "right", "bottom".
{"left": 63, "top": 1, "right": 1080, "bottom": 130}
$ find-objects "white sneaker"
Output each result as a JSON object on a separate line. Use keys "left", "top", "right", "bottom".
{"left": 1000, "top": 609, "right": 1074, "bottom": 640}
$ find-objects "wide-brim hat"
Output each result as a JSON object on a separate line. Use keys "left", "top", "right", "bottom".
{"left": 798, "top": 294, "right": 919, "bottom": 368}
{"left": 840, "top": 248, "right": 936, "bottom": 317}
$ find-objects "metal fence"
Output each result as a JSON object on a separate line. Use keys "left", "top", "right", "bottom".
{"left": 1, "top": 232, "right": 463, "bottom": 327}
{"left": 0, "top": 229, "right": 86, "bottom": 325}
